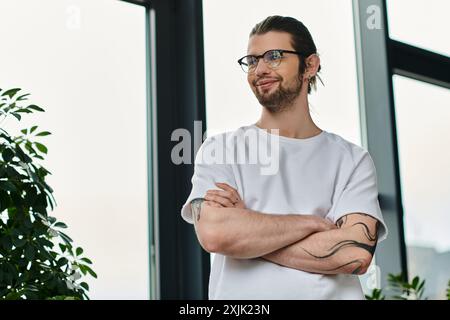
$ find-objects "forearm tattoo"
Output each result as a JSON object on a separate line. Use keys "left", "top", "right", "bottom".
{"left": 190, "top": 198, "right": 205, "bottom": 223}
{"left": 300, "top": 214, "right": 380, "bottom": 274}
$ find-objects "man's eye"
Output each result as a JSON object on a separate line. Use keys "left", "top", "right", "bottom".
{"left": 246, "top": 57, "right": 258, "bottom": 66}
{"left": 267, "top": 51, "right": 282, "bottom": 61}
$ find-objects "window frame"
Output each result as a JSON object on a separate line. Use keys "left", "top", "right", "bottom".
{"left": 353, "top": 0, "right": 450, "bottom": 289}
{"left": 124, "top": 0, "right": 450, "bottom": 298}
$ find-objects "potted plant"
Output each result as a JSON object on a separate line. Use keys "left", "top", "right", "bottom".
{"left": 0, "top": 88, "right": 96, "bottom": 300}
{"left": 366, "top": 272, "right": 450, "bottom": 300}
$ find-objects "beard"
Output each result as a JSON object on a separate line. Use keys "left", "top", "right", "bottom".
{"left": 253, "top": 74, "right": 303, "bottom": 113}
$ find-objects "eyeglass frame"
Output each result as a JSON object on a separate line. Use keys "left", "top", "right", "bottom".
{"left": 237, "top": 49, "right": 304, "bottom": 73}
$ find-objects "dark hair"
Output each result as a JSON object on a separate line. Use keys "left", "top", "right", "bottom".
{"left": 250, "top": 15, "right": 322, "bottom": 94}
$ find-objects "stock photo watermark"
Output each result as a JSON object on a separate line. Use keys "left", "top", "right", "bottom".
{"left": 366, "top": 4, "right": 382, "bottom": 30}
{"left": 171, "top": 121, "right": 280, "bottom": 175}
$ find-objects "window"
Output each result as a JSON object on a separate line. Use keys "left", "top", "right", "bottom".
{"left": 203, "top": 0, "right": 362, "bottom": 145}
{"left": 393, "top": 75, "right": 450, "bottom": 299}
{"left": 387, "top": 0, "right": 450, "bottom": 56}
{"left": 203, "top": 0, "right": 378, "bottom": 295}
{"left": 0, "top": 0, "right": 152, "bottom": 299}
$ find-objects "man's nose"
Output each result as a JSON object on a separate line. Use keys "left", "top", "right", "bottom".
{"left": 254, "top": 58, "right": 271, "bottom": 76}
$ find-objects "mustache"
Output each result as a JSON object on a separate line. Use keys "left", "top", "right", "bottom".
{"left": 253, "top": 76, "right": 282, "bottom": 87}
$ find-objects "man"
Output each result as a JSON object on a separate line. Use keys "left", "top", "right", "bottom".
{"left": 181, "top": 15, "right": 387, "bottom": 299}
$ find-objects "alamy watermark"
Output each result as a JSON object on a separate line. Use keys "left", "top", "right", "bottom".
{"left": 171, "top": 121, "right": 280, "bottom": 175}
{"left": 366, "top": 5, "right": 382, "bottom": 30}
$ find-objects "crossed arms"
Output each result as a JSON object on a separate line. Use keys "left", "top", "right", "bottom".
{"left": 190, "top": 183, "right": 380, "bottom": 275}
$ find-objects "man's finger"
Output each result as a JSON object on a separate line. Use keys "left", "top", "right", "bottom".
{"left": 206, "top": 189, "right": 238, "bottom": 203}
{"left": 215, "top": 182, "right": 241, "bottom": 200}
{"left": 204, "top": 200, "right": 223, "bottom": 208}
{"left": 205, "top": 193, "right": 235, "bottom": 207}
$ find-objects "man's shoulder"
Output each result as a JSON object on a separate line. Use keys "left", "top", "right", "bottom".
{"left": 323, "top": 131, "right": 370, "bottom": 165}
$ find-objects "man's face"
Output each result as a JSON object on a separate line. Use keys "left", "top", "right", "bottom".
{"left": 246, "top": 31, "right": 303, "bottom": 113}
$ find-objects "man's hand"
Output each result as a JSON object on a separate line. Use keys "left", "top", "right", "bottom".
{"left": 204, "top": 182, "right": 247, "bottom": 209}
{"left": 191, "top": 182, "right": 335, "bottom": 258}
{"left": 204, "top": 182, "right": 336, "bottom": 232}
{"left": 202, "top": 182, "right": 381, "bottom": 275}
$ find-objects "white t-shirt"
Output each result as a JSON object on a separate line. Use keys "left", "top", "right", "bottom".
{"left": 181, "top": 124, "right": 388, "bottom": 300}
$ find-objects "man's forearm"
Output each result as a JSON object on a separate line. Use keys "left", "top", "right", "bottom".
{"left": 262, "top": 214, "right": 379, "bottom": 275}
{"left": 195, "top": 203, "right": 334, "bottom": 259}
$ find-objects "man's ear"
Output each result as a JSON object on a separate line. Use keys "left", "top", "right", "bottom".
{"left": 304, "top": 53, "right": 321, "bottom": 78}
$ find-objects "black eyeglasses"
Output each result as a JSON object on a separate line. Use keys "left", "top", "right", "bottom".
{"left": 237, "top": 49, "right": 302, "bottom": 73}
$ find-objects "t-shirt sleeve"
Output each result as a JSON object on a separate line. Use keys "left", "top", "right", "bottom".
{"left": 326, "top": 151, "right": 388, "bottom": 242}
{"left": 180, "top": 135, "right": 236, "bottom": 224}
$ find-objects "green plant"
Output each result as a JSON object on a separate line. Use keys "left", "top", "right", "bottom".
{"left": 0, "top": 88, "right": 96, "bottom": 300}
{"left": 365, "top": 288, "right": 385, "bottom": 300}
{"left": 366, "top": 274, "right": 450, "bottom": 300}
{"left": 387, "top": 273, "right": 426, "bottom": 300}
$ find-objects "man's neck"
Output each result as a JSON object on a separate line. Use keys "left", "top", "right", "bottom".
{"left": 256, "top": 94, "right": 322, "bottom": 139}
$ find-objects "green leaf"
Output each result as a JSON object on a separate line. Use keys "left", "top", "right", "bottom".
{"left": 59, "top": 243, "right": 67, "bottom": 253}
{"left": 54, "top": 222, "right": 67, "bottom": 229}
{"left": 36, "top": 131, "right": 51, "bottom": 137}
{"left": 0, "top": 180, "right": 17, "bottom": 192}
{"left": 47, "top": 216, "right": 57, "bottom": 224}
{"left": 59, "top": 232, "right": 73, "bottom": 246}
{"left": 12, "top": 237, "right": 27, "bottom": 248}
{"left": 412, "top": 276, "right": 419, "bottom": 289}
{"left": 34, "top": 142, "right": 48, "bottom": 154}
{"left": 40, "top": 249, "right": 54, "bottom": 262}
{"left": 59, "top": 231, "right": 73, "bottom": 243}
{"left": 28, "top": 104, "right": 45, "bottom": 112}
{"left": 16, "top": 108, "right": 33, "bottom": 114}
{"left": 79, "top": 282, "right": 89, "bottom": 291}
{"left": 78, "top": 264, "right": 87, "bottom": 275}
{"left": 64, "top": 243, "right": 74, "bottom": 256}
{"left": 20, "top": 128, "right": 28, "bottom": 135}
{"left": 16, "top": 93, "right": 30, "bottom": 101}
{"left": 1, "top": 236, "right": 13, "bottom": 251}
{"left": 23, "top": 217, "right": 33, "bottom": 229}
{"left": 2, "top": 148, "right": 14, "bottom": 162}
{"left": 11, "top": 113, "right": 21, "bottom": 121}
{"left": 15, "top": 145, "right": 32, "bottom": 163}
{"left": 76, "top": 247, "right": 83, "bottom": 256}
{"left": 36, "top": 237, "right": 54, "bottom": 248}
{"left": 24, "top": 245, "right": 35, "bottom": 260}
{"left": 1, "top": 88, "right": 21, "bottom": 98}
{"left": 83, "top": 265, "right": 97, "bottom": 279}
{"left": 5, "top": 166, "right": 20, "bottom": 179}
{"left": 56, "top": 257, "right": 68, "bottom": 267}
{"left": 417, "top": 280, "right": 426, "bottom": 299}
{"left": 80, "top": 257, "right": 93, "bottom": 265}
{"left": 417, "top": 280, "right": 425, "bottom": 292}
{"left": 25, "top": 141, "right": 33, "bottom": 152}
{"left": 5, "top": 291, "right": 22, "bottom": 300}
{"left": 24, "top": 291, "right": 39, "bottom": 300}
{"left": 30, "top": 125, "right": 38, "bottom": 133}
{"left": 0, "top": 190, "right": 10, "bottom": 211}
